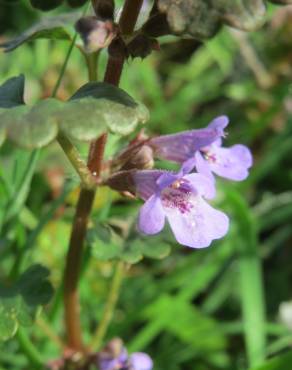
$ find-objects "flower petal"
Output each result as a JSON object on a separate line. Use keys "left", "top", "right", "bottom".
{"left": 132, "top": 170, "right": 164, "bottom": 200}
{"left": 156, "top": 172, "right": 178, "bottom": 190}
{"left": 130, "top": 353, "right": 153, "bottom": 370}
{"left": 164, "top": 196, "right": 229, "bottom": 248}
{"left": 183, "top": 173, "right": 216, "bottom": 199}
{"left": 207, "top": 115, "right": 229, "bottom": 135}
{"left": 194, "top": 151, "right": 215, "bottom": 182}
{"left": 208, "top": 144, "right": 252, "bottom": 181}
{"left": 180, "top": 157, "right": 197, "bottom": 176}
{"left": 138, "top": 195, "right": 165, "bottom": 235}
{"left": 98, "top": 358, "right": 119, "bottom": 370}
{"left": 149, "top": 127, "right": 220, "bottom": 163}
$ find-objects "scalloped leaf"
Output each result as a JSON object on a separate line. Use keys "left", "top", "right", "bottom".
{"left": 3, "top": 99, "right": 61, "bottom": 148}
{"left": 88, "top": 223, "right": 171, "bottom": 264}
{"left": 0, "top": 264, "right": 54, "bottom": 341}
{"left": 0, "top": 75, "right": 25, "bottom": 108}
{"left": 0, "top": 298, "right": 19, "bottom": 341}
{"left": 0, "top": 79, "right": 149, "bottom": 148}
{"left": 17, "top": 264, "right": 54, "bottom": 306}
{"left": 157, "top": 0, "right": 268, "bottom": 39}
{"left": 0, "top": 13, "right": 79, "bottom": 52}
{"left": 69, "top": 82, "right": 149, "bottom": 136}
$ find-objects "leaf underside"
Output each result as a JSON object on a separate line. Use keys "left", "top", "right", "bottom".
{"left": 157, "top": 0, "right": 291, "bottom": 39}
{"left": 0, "top": 13, "right": 80, "bottom": 52}
{"left": 0, "top": 77, "right": 149, "bottom": 149}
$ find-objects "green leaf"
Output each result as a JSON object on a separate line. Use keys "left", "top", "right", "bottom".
{"left": 58, "top": 98, "right": 108, "bottom": 141}
{"left": 0, "top": 79, "right": 149, "bottom": 148}
{"left": 249, "top": 351, "right": 292, "bottom": 370}
{"left": 158, "top": 0, "right": 221, "bottom": 39}
{"left": 0, "top": 13, "right": 79, "bottom": 52}
{"left": 130, "top": 294, "right": 226, "bottom": 352}
{"left": 4, "top": 150, "right": 40, "bottom": 222}
{"left": 0, "top": 75, "right": 25, "bottom": 108}
{"left": 0, "top": 264, "right": 54, "bottom": 341}
{"left": 70, "top": 82, "right": 149, "bottom": 136}
{"left": 88, "top": 223, "right": 122, "bottom": 261}
{"left": 122, "top": 238, "right": 171, "bottom": 263}
{"left": 157, "top": 0, "right": 267, "bottom": 40}
{"left": 224, "top": 186, "right": 266, "bottom": 368}
{"left": 88, "top": 222, "right": 171, "bottom": 264}
{"left": 0, "top": 298, "right": 19, "bottom": 341}
{"left": 121, "top": 241, "right": 144, "bottom": 264}
{"left": 70, "top": 82, "right": 138, "bottom": 107}
{"left": 17, "top": 264, "right": 54, "bottom": 306}
{"left": 3, "top": 99, "right": 60, "bottom": 148}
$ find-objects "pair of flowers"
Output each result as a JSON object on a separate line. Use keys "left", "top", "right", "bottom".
{"left": 98, "top": 338, "right": 153, "bottom": 370}
{"left": 130, "top": 116, "right": 252, "bottom": 248}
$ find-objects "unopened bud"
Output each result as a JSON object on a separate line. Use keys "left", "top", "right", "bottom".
{"left": 121, "top": 145, "right": 154, "bottom": 171}
{"left": 100, "top": 338, "right": 124, "bottom": 358}
{"left": 75, "top": 16, "right": 117, "bottom": 53}
{"left": 92, "top": 0, "right": 115, "bottom": 20}
{"left": 106, "top": 170, "right": 135, "bottom": 195}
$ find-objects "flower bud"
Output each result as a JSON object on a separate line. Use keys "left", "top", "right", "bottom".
{"left": 92, "top": 0, "right": 115, "bottom": 20}
{"left": 97, "top": 338, "right": 153, "bottom": 370}
{"left": 120, "top": 144, "right": 154, "bottom": 171}
{"left": 105, "top": 170, "right": 135, "bottom": 195}
{"left": 75, "top": 16, "right": 117, "bottom": 53}
{"left": 30, "top": 0, "right": 63, "bottom": 11}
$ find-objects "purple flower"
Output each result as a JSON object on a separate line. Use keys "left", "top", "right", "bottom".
{"left": 98, "top": 339, "right": 153, "bottom": 370}
{"left": 149, "top": 116, "right": 253, "bottom": 182}
{"left": 149, "top": 116, "right": 227, "bottom": 163}
{"left": 195, "top": 138, "right": 253, "bottom": 182}
{"left": 133, "top": 160, "right": 229, "bottom": 248}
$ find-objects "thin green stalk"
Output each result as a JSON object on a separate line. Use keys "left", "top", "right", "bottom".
{"left": 86, "top": 52, "right": 99, "bottom": 82}
{"left": 91, "top": 261, "right": 124, "bottom": 350}
{"left": 5, "top": 150, "right": 40, "bottom": 223}
{"left": 51, "top": 33, "right": 78, "bottom": 98}
{"left": 17, "top": 328, "right": 43, "bottom": 369}
{"left": 54, "top": 34, "right": 96, "bottom": 186}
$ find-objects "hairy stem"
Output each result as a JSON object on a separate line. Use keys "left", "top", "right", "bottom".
{"left": 57, "top": 132, "right": 96, "bottom": 189}
{"left": 64, "top": 188, "right": 96, "bottom": 350}
{"left": 63, "top": 0, "right": 144, "bottom": 352}
{"left": 90, "top": 261, "right": 125, "bottom": 350}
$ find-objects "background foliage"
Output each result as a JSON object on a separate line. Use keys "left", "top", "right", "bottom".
{"left": 0, "top": 1, "right": 292, "bottom": 370}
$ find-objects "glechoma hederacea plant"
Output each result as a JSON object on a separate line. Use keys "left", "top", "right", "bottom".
{"left": 0, "top": 0, "right": 291, "bottom": 369}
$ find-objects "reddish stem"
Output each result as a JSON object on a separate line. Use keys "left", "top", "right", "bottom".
{"left": 63, "top": 0, "right": 144, "bottom": 353}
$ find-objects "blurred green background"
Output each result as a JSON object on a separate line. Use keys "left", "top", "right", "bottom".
{"left": 0, "top": 1, "right": 292, "bottom": 370}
